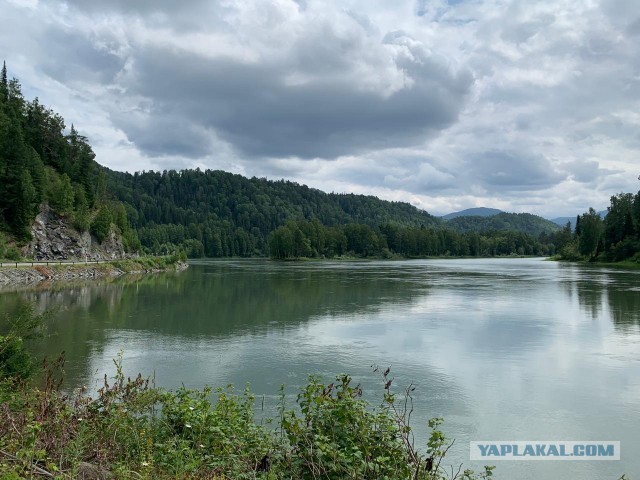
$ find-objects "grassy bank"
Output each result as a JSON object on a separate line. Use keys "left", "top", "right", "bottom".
{"left": 0, "top": 365, "right": 497, "bottom": 480}
{"left": 110, "top": 254, "right": 188, "bottom": 272}
{"left": 0, "top": 305, "right": 494, "bottom": 480}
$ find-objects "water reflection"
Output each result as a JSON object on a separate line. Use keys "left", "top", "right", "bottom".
{"left": 1, "top": 258, "right": 639, "bottom": 480}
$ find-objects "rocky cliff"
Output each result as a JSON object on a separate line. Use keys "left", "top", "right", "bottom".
{"left": 22, "top": 205, "right": 126, "bottom": 261}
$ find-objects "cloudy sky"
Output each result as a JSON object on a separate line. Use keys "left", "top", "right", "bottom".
{"left": 2, "top": 0, "right": 639, "bottom": 217}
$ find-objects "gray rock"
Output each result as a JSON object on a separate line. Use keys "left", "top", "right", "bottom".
{"left": 23, "top": 205, "right": 126, "bottom": 261}
{"left": 76, "top": 462, "right": 112, "bottom": 480}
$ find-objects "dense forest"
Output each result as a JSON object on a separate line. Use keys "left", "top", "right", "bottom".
{"left": 104, "top": 168, "right": 440, "bottom": 257}
{"left": 102, "top": 167, "right": 564, "bottom": 259}
{"left": 0, "top": 62, "right": 139, "bottom": 259}
{"left": 3, "top": 64, "right": 635, "bottom": 262}
{"left": 559, "top": 189, "right": 640, "bottom": 263}
{"left": 445, "top": 212, "right": 560, "bottom": 236}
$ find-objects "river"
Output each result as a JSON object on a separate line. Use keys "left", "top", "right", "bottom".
{"left": 2, "top": 258, "right": 639, "bottom": 479}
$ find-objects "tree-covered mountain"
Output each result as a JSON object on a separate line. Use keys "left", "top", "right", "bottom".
{"left": 0, "top": 64, "right": 587, "bottom": 261}
{"left": 444, "top": 212, "right": 561, "bottom": 236}
{"left": 442, "top": 207, "right": 503, "bottom": 220}
{"left": 0, "top": 63, "right": 563, "bottom": 261}
{"left": 103, "top": 168, "right": 442, "bottom": 257}
{"left": 99, "top": 168, "right": 567, "bottom": 259}
{"left": 0, "top": 63, "right": 139, "bottom": 259}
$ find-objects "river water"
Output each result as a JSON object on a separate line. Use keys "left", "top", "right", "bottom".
{"left": 2, "top": 258, "right": 639, "bottom": 479}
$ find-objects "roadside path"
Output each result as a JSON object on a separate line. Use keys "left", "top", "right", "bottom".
{"left": 0, "top": 259, "right": 113, "bottom": 268}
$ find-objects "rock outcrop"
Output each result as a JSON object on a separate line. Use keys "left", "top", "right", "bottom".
{"left": 23, "top": 205, "right": 125, "bottom": 261}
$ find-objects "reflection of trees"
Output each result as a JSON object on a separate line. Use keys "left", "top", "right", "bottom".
{"left": 575, "top": 281, "right": 604, "bottom": 319}
{"left": 556, "top": 264, "right": 640, "bottom": 328}
{"left": 607, "top": 286, "right": 640, "bottom": 329}
{"left": 0, "top": 272, "right": 184, "bottom": 382}
{"left": 558, "top": 269, "right": 606, "bottom": 320}
{"left": 0, "top": 262, "right": 431, "bottom": 387}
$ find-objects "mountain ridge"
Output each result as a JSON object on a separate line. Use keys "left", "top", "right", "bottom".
{"left": 442, "top": 207, "right": 503, "bottom": 220}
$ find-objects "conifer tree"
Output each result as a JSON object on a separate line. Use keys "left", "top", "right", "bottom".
{"left": 0, "top": 61, "right": 7, "bottom": 101}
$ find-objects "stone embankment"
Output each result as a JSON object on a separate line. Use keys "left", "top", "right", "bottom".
{"left": 0, "top": 261, "right": 188, "bottom": 287}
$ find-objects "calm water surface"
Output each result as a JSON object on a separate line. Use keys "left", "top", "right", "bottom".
{"left": 2, "top": 258, "right": 639, "bottom": 479}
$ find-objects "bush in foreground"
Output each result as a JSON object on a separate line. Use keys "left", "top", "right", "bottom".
{"left": 0, "top": 304, "right": 631, "bottom": 480}
{"left": 0, "top": 304, "right": 495, "bottom": 479}
{"left": 0, "top": 360, "right": 494, "bottom": 479}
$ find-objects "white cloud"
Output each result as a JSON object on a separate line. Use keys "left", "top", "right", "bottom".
{"left": 1, "top": 0, "right": 638, "bottom": 218}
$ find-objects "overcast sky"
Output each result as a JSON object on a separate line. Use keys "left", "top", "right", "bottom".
{"left": 2, "top": 0, "right": 639, "bottom": 217}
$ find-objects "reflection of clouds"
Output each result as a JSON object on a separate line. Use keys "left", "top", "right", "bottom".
{"left": 23, "top": 258, "right": 640, "bottom": 480}
{"left": 85, "top": 330, "right": 251, "bottom": 392}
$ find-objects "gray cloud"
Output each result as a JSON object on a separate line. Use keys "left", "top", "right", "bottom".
{"left": 110, "top": 28, "right": 472, "bottom": 159}
{"left": 39, "top": 28, "right": 123, "bottom": 85}
{"left": 2, "top": 0, "right": 638, "bottom": 218}
{"left": 469, "top": 151, "right": 564, "bottom": 191}
{"left": 561, "top": 160, "right": 621, "bottom": 184}
{"left": 627, "top": 18, "right": 640, "bottom": 36}
{"left": 61, "top": 0, "right": 215, "bottom": 20}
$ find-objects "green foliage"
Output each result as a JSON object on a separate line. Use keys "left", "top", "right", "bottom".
{"left": 54, "top": 173, "right": 75, "bottom": 214}
{"left": 45, "top": 167, "right": 75, "bottom": 215}
{"left": 158, "top": 385, "right": 272, "bottom": 477}
{"left": 267, "top": 220, "right": 555, "bottom": 260}
{"left": 122, "top": 228, "right": 142, "bottom": 253}
{"left": 107, "top": 169, "right": 441, "bottom": 258}
{"left": 446, "top": 212, "right": 560, "bottom": 236}
{"left": 268, "top": 222, "right": 312, "bottom": 259}
{"left": 560, "top": 185, "right": 640, "bottom": 263}
{"left": 72, "top": 185, "right": 90, "bottom": 232}
{"left": 578, "top": 208, "right": 604, "bottom": 259}
{"left": 90, "top": 207, "right": 112, "bottom": 243}
{"left": 3, "top": 245, "right": 22, "bottom": 261}
{"left": 559, "top": 240, "right": 582, "bottom": 261}
{"left": 0, "top": 64, "right": 138, "bottom": 253}
{"left": 0, "top": 302, "right": 47, "bottom": 379}
{"left": 282, "top": 374, "right": 412, "bottom": 478}
{"left": 102, "top": 168, "right": 560, "bottom": 259}
{"left": 0, "top": 351, "right": 495, "bottom": 479}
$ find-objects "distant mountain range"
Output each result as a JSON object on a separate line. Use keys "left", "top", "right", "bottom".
{"left": 443, "top": 207, "right": 608, "bottom": 234}
{"left": 442, "top": 207, "right": 503, "bottom": 220}
{"left": 550, "top": 211, "right": 607, "bottom": 229}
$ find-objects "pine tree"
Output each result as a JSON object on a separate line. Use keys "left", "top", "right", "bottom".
{"left": 14, "top": 170, "right": 38, "bottom": 239}
{"left": 56, "top": 174, "right": 75, "bottom": 214}
{"left": 0, "top": 119, "right": 29, "bottom": 234}
{"left": 73, "top": 185, "right": 90, "bottom": 232}
{"left": 90, "top": 207, "right": 112, "bottom": 243}
{"left": 0, "top": 61, "right": 7, "bottom": 101}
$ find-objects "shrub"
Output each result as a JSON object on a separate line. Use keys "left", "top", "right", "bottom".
{"left": 4, "top": 246, "right": 22, "bottom": 261}
{"left": 0, "top": 302, "right": 48, "bottom": 379}
{"left": 0, "top": 301, "right": 496, "bottom": 480}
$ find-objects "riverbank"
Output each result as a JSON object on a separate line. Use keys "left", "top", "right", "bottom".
{"left": 0, "top": 359, "right": 493, "bottom": 480}
{"left": 548, "top": 255, "right": 640, "bottom": 269}
{"left": 0, "top": 256, "right": 188, "bottom": 287}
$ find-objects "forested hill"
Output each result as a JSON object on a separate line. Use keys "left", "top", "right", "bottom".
{"left": 0, "top": 63, "right": 139, "bottom": 258}
{"left": 0, "top": 64, "right": 568, "bottom": 261}
{"left": 104, "top": 168, "right": 440, "bottom": 257}
{"left": 442, "top": 207, "right": 503, "bottom": 220}
{"left": 445, "top": 212, "right": 561, "bottom": 236}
